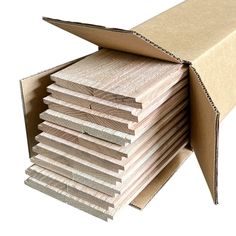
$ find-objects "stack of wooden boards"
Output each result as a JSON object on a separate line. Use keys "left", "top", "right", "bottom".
{"left": 25, "top": 49, "right": 189, "bottom": 221}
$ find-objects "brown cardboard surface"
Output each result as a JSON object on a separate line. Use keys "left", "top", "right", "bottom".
{"left": 133, "top": 0, "right": 236, "bottom": 120}
{"left": 189, "top": 67, "right": 219, "bottom": 203}
{"left": 43, "top": 17, "right": 181, "bottom": 63}
{"left": 20, "top": 59, "right": 82, "bottom": 157}
{"left": 131, "top": 148, "right": 192, "bottom": 209}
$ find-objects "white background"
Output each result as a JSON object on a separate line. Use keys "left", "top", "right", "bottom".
{"left": 1, "top": 0, "right": 236, "bottom": 235}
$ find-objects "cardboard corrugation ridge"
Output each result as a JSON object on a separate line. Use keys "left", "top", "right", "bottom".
{"left": 130, "top": 31, "right": 184, "bottom": 63}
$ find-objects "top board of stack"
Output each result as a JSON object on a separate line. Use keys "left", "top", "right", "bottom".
{"left": 25, "top": 49, "right": 189, "bottom": 221}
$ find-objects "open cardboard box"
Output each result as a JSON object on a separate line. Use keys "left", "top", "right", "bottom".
{"left": 20, "top": 0, "right": 236, "bottom": 209}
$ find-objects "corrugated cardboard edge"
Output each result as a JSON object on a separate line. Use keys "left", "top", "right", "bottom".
{"left": 131, "top": 148, "right": 192, "bottom": 209}
{"left": 189, "top": 66, "right": 219, "bottom": 204}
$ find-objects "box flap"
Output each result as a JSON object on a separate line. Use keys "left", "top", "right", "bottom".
{"left": 189, "top": 66, "right": 219, "bottom": 203}
{"left": 20, "top": 58, "right": 82, "bottom": 158}
{"left": 43, "top": 17, "right": 181, "bottom": 63}
{"left": 133, "top": 0, "right": 236, "bottom": 119}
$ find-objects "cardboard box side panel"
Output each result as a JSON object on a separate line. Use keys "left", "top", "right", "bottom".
{"left": 43, "top": 17, "right": 180, "bottom": 63}
{"left": 20, "top": 59, "right": 81, "bottom": 158}
{"left": 189, "top": 66, "right": 219, "bottom": 203}
{"left": 133, "top": 0, "right": 236, "bottom": 62}
{"left": 131, "top": 148, "right": 192, "bottom": 209}
{"left": 193, "top": 31, "right": 236, "bottom": 121}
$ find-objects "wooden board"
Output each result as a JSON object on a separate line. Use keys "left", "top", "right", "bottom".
{"left": 32, "top": 126, "right": 188, "bottom": 196}
{"left": 39, "top": 88, "right": 188, "bottom": 145}
{"left": 26, "top": 138, "right": 188, "bottom": 220}
{"left": 43, "top": 95, "right": 135, "bottom": 134}
{"left": 47, "top": 77, "right": 188, "bottom": 122}
{"left": 38, "top": 103, "right": 188, "bottom": 159}
{"left": 34, "top": 112, "right": 188, "bottom": 186}
{"left": 44, "top": 79, "right": 188, "bottom": 134}
{"left": 24, "top": 177, "right": 111, "bottom": 221}
{"left": 51, "top": 49, "right": 187, "bottom": 108}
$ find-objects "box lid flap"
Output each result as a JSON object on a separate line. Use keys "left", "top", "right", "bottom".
{"left": 43, "top": 17, "right": 182, "bottom": 63}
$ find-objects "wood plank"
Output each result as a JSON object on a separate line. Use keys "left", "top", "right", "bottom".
{"left": 38, "top": 102, "right": 188, "bottom": 159}
{"left": 48, "top": 83, "right": 139, "bottom": 122}
{"left": 51, "top": 49, "right": 187, "bottom": 108}
{"left": 26, "top": 165, "right": 114, "bottom": 209}
{"left": 26, "top": 138, "right": 188, "bottom": 220}
{"left": 33, "top": 143, "right": 122, "bottom": 184}
{"left": 38, "top": 121, "right": 126, "bottom": 160}
{"left": 31, "top": 126, "right": 188, "bottom": 196}
{"left": 35, "top": 132, "right": 125, "bottom": 172}
{"left": 47, "top": 76, "right": 187, "bottom": 122}
{"left": 34, "top": 117, "right": 188, "bottom": 185}
{"left": 24, "top": 177, "right": 110, "bottom": 221}
{"left": 39, "top": 87, "right": 188, "bottom": 145}
{"left": 43, "top": 95, "right": 135, "bottom": 134}
{"left": 45, "top": 79, "right": 187, "bottom": 134}
{"left": 40, "top": 109, "right": 132, "bottom": 146}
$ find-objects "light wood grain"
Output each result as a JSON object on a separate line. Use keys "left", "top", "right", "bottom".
{"left": 38, "top": 103, "right": 188, "bottom": 160}
{"left": 35, "top": 132, "right": 125, "bottom": 172}
{"left": 31, "top": 125, "right": 188, "bottom": 196}
{"left": 26, "top": 137, "right": 188, "bottom": 220}
{"left": 43, "top": 95, "right": 136, "bottom": 134}
{"left": 51, "top": 49, "right": 187, "bottom": 108}
{"left": 48, "top": 83, "right": 139, "bottom": 121}
{"left": 34, "top": 117, "right": 188, "bottom": 187}
{"left": 39, "top": 87, "right": 188, "bottom": 145}
{"left": 24, "top": 177, "right": 110, "bottom": 221}
{"left": 38, "top": 121, "right": 126, "bottom": 159}
{"left": 47, "top": 76, "right": 187, "bottom": 122}
{"left": 40, "top": 109, "right": 133, "bottom": 146}
{"left": 45, "top": 79, "right": 188, "bottom": 135}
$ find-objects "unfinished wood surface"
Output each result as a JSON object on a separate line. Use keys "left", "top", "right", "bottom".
{"left": 31, "top": 154, "right": 120, "bottom": 197}
{"left": 26, "top": 138, "right": 188, "bottom": 220}
{"left": 34, "top": 118, "right": 188, "bottom": 187}
{"left": 40, "top": 87, "right": 188, "bottom": 145}
{"left": 32, "top": 125, "right": 188, "bottom": 196}
{"left": 24, "top": 177, "right": 110, "bottom": 221}
{"left": 35, "top": 132, "right": 125, "bottom": 172}
{"left": 48, "top": 83, "right": 139, "bottom": 122}
{"left": 33, "top": 143, "right": 122, "bottom": 184}
{"left": 47, "top": 76, "right": 187, "bottom": 122}
{"left": 38, "top": 121, "right": 126, "bottom": 160}
{"left": 26, "top": 165, "right": 114, "bottom": 209}
{"left": 39, "top": 103, "right": 188, "bottom": 160}
{"left": 43, "top": 95, "right": 135, "bottom": 134}
{"left": 40, "top": 109, "right": 133, "bottom": 146}
{"left": 51, "top": 49, "right": 187, "bottom": 108}
{"left": 45, "top": 79, "right": 187, "bottom": 135}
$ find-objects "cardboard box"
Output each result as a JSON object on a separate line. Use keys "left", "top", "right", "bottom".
{"left": 20, "top": 0, "right": 236, "bottom": 208}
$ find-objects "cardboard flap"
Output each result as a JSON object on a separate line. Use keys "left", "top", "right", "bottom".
{"left": 189, "top": 66, "right": 219, "bottom": 203}
{"left": 43, "top": 17, "right": 181, "bottom": 63}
